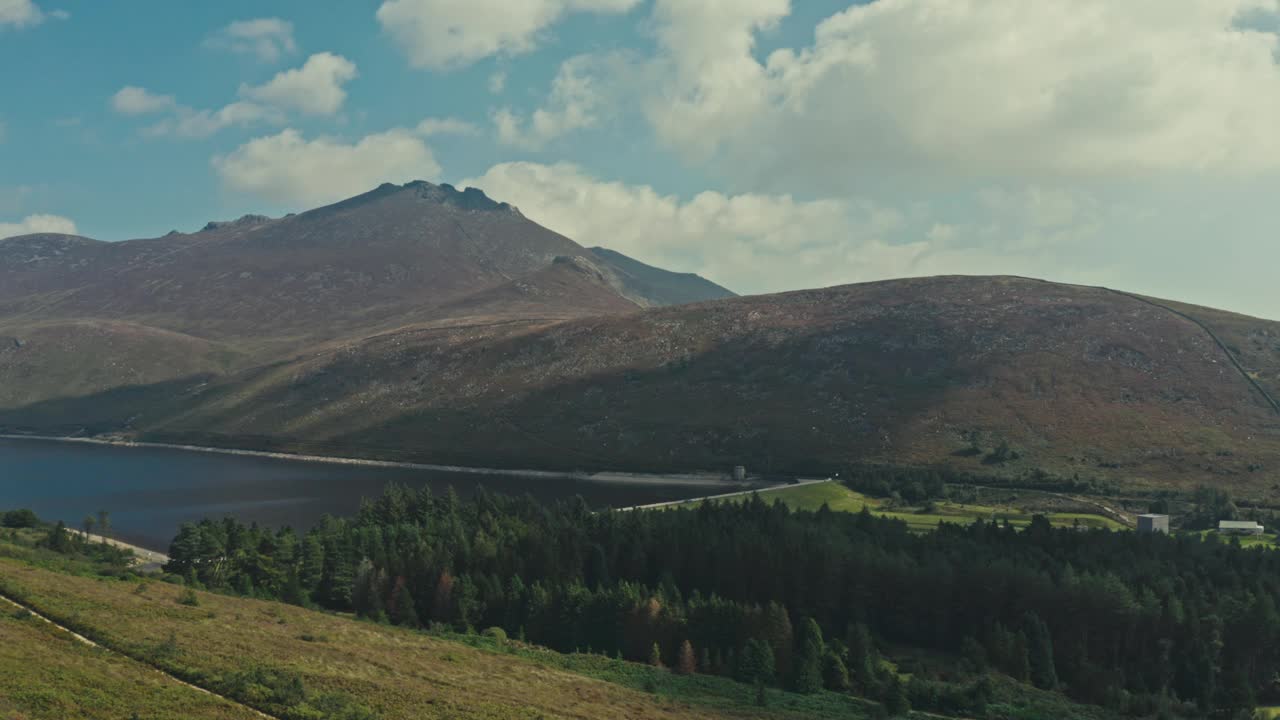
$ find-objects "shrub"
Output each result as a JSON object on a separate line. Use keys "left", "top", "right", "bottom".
{"left": 481, "top": 626, "right": 508, "bottom": 643}
{"left": 178, "top": 586, "right": 200, "bottom": 606}
{"left": 1, "top": 509, "right": 39, "bottom": 528}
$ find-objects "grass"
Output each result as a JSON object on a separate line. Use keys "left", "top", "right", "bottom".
{"left": 689, "top": 481, "right": 1127, "bottom": 532}
{"left": 0, "top": 602, "right": 260, "bottom": 719}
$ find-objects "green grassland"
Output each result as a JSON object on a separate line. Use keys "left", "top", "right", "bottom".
{"left": 694, "top": 481, "right": 1127, "bottom": 532}
{"left": 0, "top": 604, "right": 260, "bottom": 720}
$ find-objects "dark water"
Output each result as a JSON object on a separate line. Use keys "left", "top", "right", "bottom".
{"left": 0, "top": 438, "right": 739, "bottom": 552}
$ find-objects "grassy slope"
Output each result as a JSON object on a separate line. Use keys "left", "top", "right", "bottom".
{"left": 693, "top": 482, "right": 1126, "bottom": 532}
{"left": 0, "top": 607, "right": 260, "bottom": 720}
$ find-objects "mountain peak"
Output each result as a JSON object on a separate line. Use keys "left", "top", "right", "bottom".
{"left": 200, "top": 214, "right": 274, "bottom": 233}
{"left": 410, "top": 181, "right": 520, "bottom": 215}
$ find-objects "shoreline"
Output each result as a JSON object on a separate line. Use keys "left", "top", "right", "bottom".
{"left": 0, "top": 433, "right": 763, "bottom": 488}
{"left": 616, "top": 477, "right": 832, "bottom": 511}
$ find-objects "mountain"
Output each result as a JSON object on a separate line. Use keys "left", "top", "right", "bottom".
{"left": 4, "top": 184, "right": 1280, "bottom": 496}
{"left": 587, "top": 247, "right": 736, "bottom": 306}
{"left": 0, "top": 182, "right": 722, "bottom": 350}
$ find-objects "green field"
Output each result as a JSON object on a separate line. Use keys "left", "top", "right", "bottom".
{"left": 0, "top": 603, "right": 260, "bottom": 720}
{"left": 693, "top": 481, "right": 1126, "bottom": 532}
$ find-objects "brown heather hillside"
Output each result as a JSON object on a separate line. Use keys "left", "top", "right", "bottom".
{"left": 2, "top": 183, "right": 1278, "bottom": 497}
{"left": 0, "top": 182, "right": 726, "bottom": 351}
{"left": 4, "top": 273, "right": 1279, "bottom": 497}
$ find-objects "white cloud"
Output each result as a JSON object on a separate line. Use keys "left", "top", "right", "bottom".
{"left": 462, "top": 161, "right": 926, "bottom": 292}
{"left": 112, "top": 52, "right": 355, "bottom": 139}
{"left": 0, "top": 0, "right": 43, "bottom": 28}
{"left": 493, "top": 54, "right": 610, "bottom": 149}
{"left": 376, "top": 0, "right": 640, "bottom": 69}
{"left": 205, "top": 18, "right": 297, "bottom": 63}
{"left": 212, "top": 128, "right": 441, "bottom": 206}
{"left": 144, "top": 102, "right": 281, "bottom": 139}
{"left": 111, "top": 86, "right": 176, "bottom": 115}
{"left": 462, "top": 162, "right": 1245, "bottom": 304}
{"left": 241, "top": 52, "right": 357, "bottom": 116}
{"left": 488, "top": 71, "right": 507, "bottom": 94}
{"left": 0, "top": 213, "right": 77, "bottom": 239}
{"left": 415, "top": 117, "right": 480, "bottom": 137}
{"left": 645, "top": 0, "right": 1280, "bottom": 185}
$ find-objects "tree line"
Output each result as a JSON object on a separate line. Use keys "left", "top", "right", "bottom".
{"left": 162, "top": 484, "right": 1280, "bottom": 717}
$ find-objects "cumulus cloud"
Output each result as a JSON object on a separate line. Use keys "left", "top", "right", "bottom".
{"left": 646, "top": 0, "right": 1280, "bottom": 186}
{"left": 493, "top": 54, "right": 616, "bottom": 149}
{"left": 0, "top": 213, "right": 77, "bottom": 239}
{"left": 144, "top": 102, "right": 282, "bottom": 139}
{"left": 461, "top": 161, "right": 1280, "bottom": 309}
{"left": 112, "top": 52, "right": 356, "bottom": 139}
{"left": 212, "top": 128, "right": 441, "bottom": 206}
{"left": 204, "top": 18, "right": 297, "bottom": 63}
{"left": 461, "top": 161, "right": 930, "bottom": 292}
{"left": 488, "top": 71, "right": 507, "bottom": 94}
{"left": 111, "top": 86, "right": 176, "bottom": 115}
{"left": 241, "top": 52, "right": 357, "bottom": 116}
{"left": 377, "top": 0, "right": 640, "bottom": 69}
{"left": 415, "top": 117, "right": 480, "bottom": 137}
{"left": 0, "top": 0, "right": 43, "bottom": 28}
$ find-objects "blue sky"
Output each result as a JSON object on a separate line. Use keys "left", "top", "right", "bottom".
{"left": 4, "top": 0, "right": 1280, "bottom": 319}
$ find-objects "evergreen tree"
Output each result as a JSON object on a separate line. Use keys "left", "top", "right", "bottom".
{"left": 736, "top": 638, "right": 775, "bottom": 685}
{"left": 676, "top": 640, "right": 696, "bottom": 675}
{"left": 391, "top": 579, "right": 421, "bottom": 628}
{"left": 1024, "top": 611, "right": 1057, "bottom": 690}
{"left": 822, "top": 649, "right": 850, "bottom": 691}
{"left": 847, "top": 623, "right": 878, "bottom": 694}
{"left": 883, "top": 675, "right": 910, "bottom": 717}
{"left": 762, "top": 603, "right": 794, "bottom": 679}
{"left": 792, "top": 618, "right": 825, "bottom": 693}
{"left": 649, "top": 642, "right": 664, "bottom": 669}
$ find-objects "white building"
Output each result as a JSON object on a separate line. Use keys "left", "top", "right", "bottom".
{"left": 1218, "top": 520, "right": 1265, "bottom": 536}
{"left": 1137, "top": 514, "right": 1169, "bottom": 534}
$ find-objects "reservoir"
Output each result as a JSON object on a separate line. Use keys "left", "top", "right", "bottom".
{"left": 0, "top": 437, "right": 755, "bottom": 552}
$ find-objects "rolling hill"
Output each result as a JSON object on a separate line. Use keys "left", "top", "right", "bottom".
{"left": 3, "top": 183, "right": 1280, "bottom": 497}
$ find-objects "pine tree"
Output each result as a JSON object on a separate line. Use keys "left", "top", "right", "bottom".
{"left": 649, "top": 642, "right": 665, "bottom": 669}
{"left": 677, "top": 640, "right": 697, "bottom": 675}
{"left": 1023, "top": 612, "right": 1057, "bottom": 690}
{"left": 883, "top": 675, "right": 910, "bottom": 717}
{"left": 823, "top": 649, "right": 850, "bottom": 691}
{"left": 792, "top": 618, "right": 825, "bottom": 693}
{"left": 736, "top": 638, "right": 775, "bottom": 685}
{"left": 847, "top": 623, "right": 878, "bottom": 694}
{"left": 391, "top": 579, "right": 421, "bottom": 628}
{"left": 762, "top": 603, "right": 794, "bottom": 679}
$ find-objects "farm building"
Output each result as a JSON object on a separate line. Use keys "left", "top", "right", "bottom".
{"left": 1137, "top": 514, "right": 1169, "bottom": 534}
{"left": 1218, "top": 520, "right": 1265, "bottom": 535}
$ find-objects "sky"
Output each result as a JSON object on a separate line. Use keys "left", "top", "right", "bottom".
{"left": 3, "top": 0, "right": 1280, "bottom": 319}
